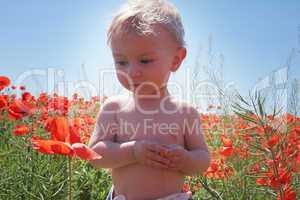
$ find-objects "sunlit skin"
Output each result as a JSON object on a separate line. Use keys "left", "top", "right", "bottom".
{"left": 89, "top": 25, "right": 210, "bottom": 200}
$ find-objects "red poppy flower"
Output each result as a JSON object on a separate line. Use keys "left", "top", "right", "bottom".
{"left": 31, "top": 116, "right": 101, "bottom": 161}
{"left": 8, "top": 100, "right": 36, "bottom": 120}
{"left": 268, "top": 135, "right": 280, "bottom": 147}
{"left": 206, "top": 160, "right": 219, "bottom": 173}
{"left": 296, "top": 152, "right": 300, "bottom": 166}
{"left": 219, "top": 135, "right": 233, "bottom": 157}
{"left": 0, "top": 76, "right": 10, "bottom": 91}
{"left": 277, "top": 186, "right": 296, "bottom": 200}
{"left": 31, "top": 136, "right": 101, "bottom": 160}
{"left": 0, "top": 95, "right": 8, "bottom": 109}
{"left": 37, "top": 93, "right": 48, "bottom": 104}
{"left": 251, "top": 163, "right": 261, "bottom": 173}
{"left": 45, "top": 117, "right": 70, "bottom": 142}
{"left": 181, "top": 183, "right": 190, "bottom": 193}
{"left": 279, "top": 170, "right": 292, "bottom": 185}
{"left": 14, "top": 124, "right": 30, "bottom": 136}
{"left": 22, "top": 92, "right": 33, "bottom": 102}
{"left": 256, "top": 177, "right": 268, "bottom": 186}
{"left": 47, "top": 96, "right": 69, "bottom": 115}
{"left": 31, "top": 136, "right": 57, "bottom": 154}
{"left": 220, "top": 146, "right": 233, "bottom": 157}
{"left": 220, "top": 135, "right": 233, "bottom": 147}
{"left": 294, "top": 126, "right": 300, "bottom": 135}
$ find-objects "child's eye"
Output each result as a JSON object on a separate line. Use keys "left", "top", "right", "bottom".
{"left": 140, "top": 59, "right": 153, "bottom": 64}
{"left": 115, "top": 61, "right": 128, "bottom": 66}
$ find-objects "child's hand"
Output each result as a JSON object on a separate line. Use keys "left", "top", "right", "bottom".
{"left": 133, "top": 140, "right": 171, "bottom": 169}
{"left": 162, "top": 144, "right": 189, "bottom": 171}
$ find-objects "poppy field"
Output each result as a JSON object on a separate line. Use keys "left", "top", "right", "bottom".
{"left": 0, "top": 75, "right": 299, "bottom": 200}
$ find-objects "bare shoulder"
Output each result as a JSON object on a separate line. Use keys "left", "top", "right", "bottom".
{"left": 169, "top": 98, "right": 207, "bottom": 151}
{"left": 88, "top": 95, "right": 129, "bottom": 147}
{"left": 168, "top": 97, "right": 199, "bottom": 118}
{"left": 99, "top": 95, "right": 133, "bottom": 113}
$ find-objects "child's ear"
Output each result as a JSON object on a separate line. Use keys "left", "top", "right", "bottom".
{"left": 170, "top": 47, "right": 187, "bottom": 72}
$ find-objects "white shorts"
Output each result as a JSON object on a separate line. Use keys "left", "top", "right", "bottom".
{"left": 105, "top": 186, "right": 192, "bottom": 200}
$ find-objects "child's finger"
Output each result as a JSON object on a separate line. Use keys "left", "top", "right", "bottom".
{"left": 146, "top": 151, "right": 170, "bottom": 165}
{"left": 147, "top": 144, "right": 168, "bottom": 154}
{"left": 146, "top": 159, "right": 169, "bottom": 169}
{"left": 169, "top": 156, "right": 181, "bottom": 163}
{"left": 164, "top": 150, "right": 179, "bottom": 157}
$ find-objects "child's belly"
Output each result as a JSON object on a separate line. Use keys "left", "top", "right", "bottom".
{"left": 112, "top": 163, "right": 185, "bottom": 200}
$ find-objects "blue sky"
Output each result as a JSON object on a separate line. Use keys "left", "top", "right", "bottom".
{"left": 0, "top": 0, "right": 299, "bottom": 100}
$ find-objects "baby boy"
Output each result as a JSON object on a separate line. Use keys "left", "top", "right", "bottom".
{"left": 88, "top": 0, "right": 210, "bottom": 199}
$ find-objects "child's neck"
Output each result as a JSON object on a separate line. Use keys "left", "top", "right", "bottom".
{"left": 132, "top": 87, "right": 171, "bottom": 110}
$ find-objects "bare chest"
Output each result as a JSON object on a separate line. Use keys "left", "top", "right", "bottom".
{"left": 115, "top": 109, "right": 184, "bottom": 145}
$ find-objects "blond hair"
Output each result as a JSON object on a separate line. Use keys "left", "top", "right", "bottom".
{"left": 107, "top": 0, "right": 185, "bottom": 47}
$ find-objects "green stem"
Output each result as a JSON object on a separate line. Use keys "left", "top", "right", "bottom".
{"left": 199, "top": 178, "right": 223, "bottom": 200}
{"left": 68, "top": 157, "right": 72, "bottom": 200}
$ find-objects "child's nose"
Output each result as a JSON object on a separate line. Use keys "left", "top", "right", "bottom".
{"left": 128, "top": 64, "right": 142, "bottom": 78}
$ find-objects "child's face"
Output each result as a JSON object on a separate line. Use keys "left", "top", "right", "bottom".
{"left": 111, "top": 25, "right": 186, "bottom": 96}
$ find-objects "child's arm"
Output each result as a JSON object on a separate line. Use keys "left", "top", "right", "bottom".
{"left": 88, "top": 98, "right": 136, "bottom": 169}
{"left": 166, "top": 106, "right": 211, "bottom": 176}
{"left": 89, "top": 140, "right": 136, "bottom": 169}
{"left": 88, "top": 98, "right": 170, "bottom": 169}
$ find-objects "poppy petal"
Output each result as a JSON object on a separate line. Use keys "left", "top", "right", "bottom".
{"left": 51, "top": 141, "right": 73, "bottom": 155}
{"left": 66, "top": 126, "right": 82, "bottom": 144}
{"left": 31, "top": 136, "right": 54, "bottom": 155}
{"left": 0, "top": 76, "right": 10, "bottom": 91}
{"left": 46, "top": 117, "right": 69, "bottom": 142}
{"left": 220, "top": 146, "right": 233, "bottom": 157}
{"left": 220, "top": 135, "right": 233, "bottom": 147}
{"left": 13, "top": 124, "right": 30, "bottom": 136}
